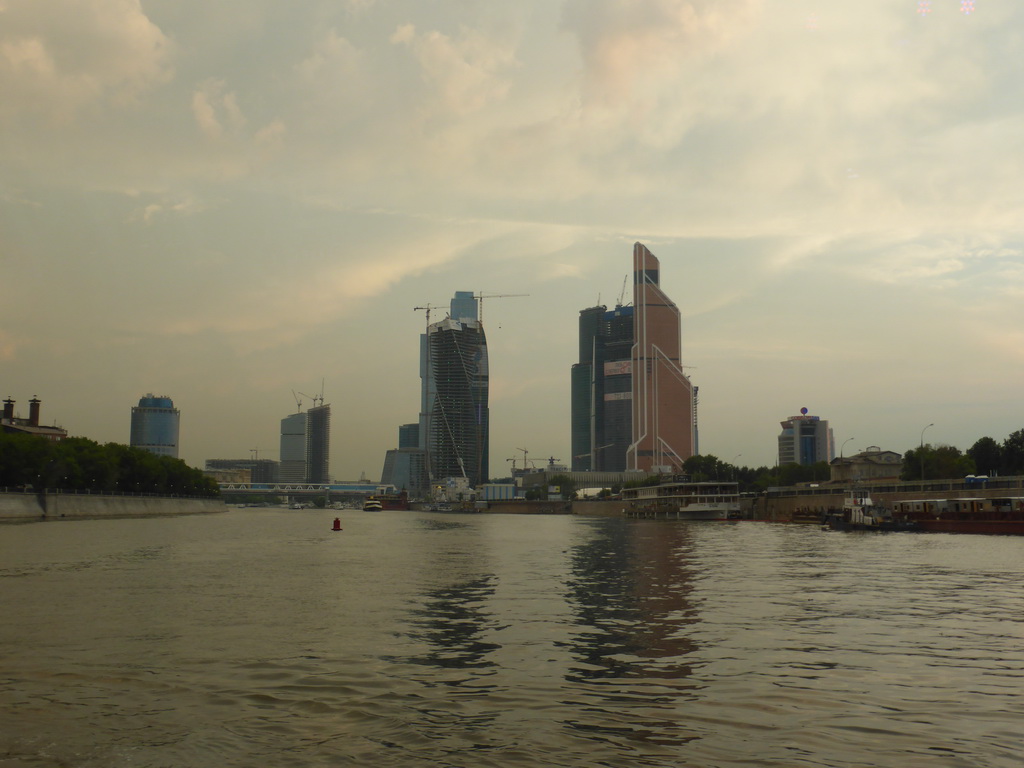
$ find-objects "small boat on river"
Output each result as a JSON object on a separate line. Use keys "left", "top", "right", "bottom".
{"left": 362, "top": 490, "right": 410, "bottom": 512}
{"left": 823, "top": 489, "right": 918, "bottom": 532}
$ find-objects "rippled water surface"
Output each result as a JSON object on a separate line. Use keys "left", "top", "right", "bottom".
{"left": 2, "top": 509, "right": 1023, "bottom": 767}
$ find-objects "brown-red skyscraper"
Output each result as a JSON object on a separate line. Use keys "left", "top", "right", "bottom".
{"left": 627, "top": 242, "right": 696, "bottom": 473}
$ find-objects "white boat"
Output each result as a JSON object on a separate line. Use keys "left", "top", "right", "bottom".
{"left": 622, "top": 478, "right": 741, "bottom": 520}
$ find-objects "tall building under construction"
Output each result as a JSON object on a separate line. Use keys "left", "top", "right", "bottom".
{"left": 419, "top": 291, "right": 489, "bottom": 488}
{"left": 279, "top": 399, "right": 330, "bottom": 484}
{"left": 305, "top": 404, "right": 331, "bottom": 484}
{"left": 626, "top": 242, "right": 697, "bottom": 474}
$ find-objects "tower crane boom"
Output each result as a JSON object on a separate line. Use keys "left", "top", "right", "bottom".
{"left": 472, "top": 293, "right": 528, "bottom": 324}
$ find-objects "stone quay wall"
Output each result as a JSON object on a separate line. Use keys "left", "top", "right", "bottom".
{"left": 0, "top": 492, "right": 227, "bottom": 523}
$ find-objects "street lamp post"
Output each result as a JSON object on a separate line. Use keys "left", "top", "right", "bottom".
{"left": 731, "top": 454, "right": 742, "bottom": 482}
{"left": 840, "top": 438, "right": 855, "bottom": 483}
{"left": 920, "top": 423, "right": 934, "bottom": 483}
{"left": 841, "top": 437, "right": 854, "bottom": 459}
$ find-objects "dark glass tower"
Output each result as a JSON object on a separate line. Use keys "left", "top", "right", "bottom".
{"left": 571, "top": 304, "right": 634, "bottom": 472}
{"left": 305, "top": 404, "right": 331, "bottom": 483}
{"left": 420, "top": 294, "right": 489, "bottom": 487}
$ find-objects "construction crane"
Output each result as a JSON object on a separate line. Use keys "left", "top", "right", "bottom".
{"left": 291, "top": 390, "right": 303, "bottom": 412}
{"left": 616, "top": 274, "right": 629, "bottom": 307}
{"left": 413, "top": 303, "right": 445, "bottom": 329}
{"left": 515, "top": 447, "right": 535, "bottom": 472}
{"left": 298, "top": 380, "right": 325, "bottom": 408}
{"left": 473, "top": 293, "right": 528, "bottom": 325}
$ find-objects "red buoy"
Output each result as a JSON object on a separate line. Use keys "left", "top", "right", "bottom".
{"left": 332, "top": 517, "right": 342, "bottom": 531}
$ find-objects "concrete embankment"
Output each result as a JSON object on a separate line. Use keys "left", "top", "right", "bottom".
{"left": 0, "top": 492, "right": 227, "bottom": 523}
{"left": 482, "top": 500, "right": 574, "bottom": 514}
{"left": 479, "top": 500, "right": 623, "bottom": 515}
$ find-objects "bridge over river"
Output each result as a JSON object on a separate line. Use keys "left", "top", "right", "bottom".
{"left": 218, "top": 482, "right": 396, "bottom": 501}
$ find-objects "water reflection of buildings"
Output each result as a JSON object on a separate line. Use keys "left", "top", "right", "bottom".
{"left": 562, "top": 520, "right": 701, "bottom": 683}
{"left": 560, "top": 519, "right": 703, "bottom": 747}
{"left": 403, "top": 574, "right": 500, "bottom": 671}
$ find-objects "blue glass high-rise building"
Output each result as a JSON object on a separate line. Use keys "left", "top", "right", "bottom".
{"left": 130, "top": 394, "right": 180, "bottom": 458}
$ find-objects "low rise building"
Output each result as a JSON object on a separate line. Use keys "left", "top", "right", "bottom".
{"left": 829, "top": 447, "right": 903, "bottom": 483}
{"left": 1, "top": 397, "right": 67, "bottom": 441}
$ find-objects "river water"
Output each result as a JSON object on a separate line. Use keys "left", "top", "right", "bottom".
{"left": 1, "top": 509, "right": 1022, "bottom": 767}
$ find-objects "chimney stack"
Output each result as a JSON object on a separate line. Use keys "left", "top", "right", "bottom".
{"left": 29, "top": 397, "right": 41, "bottom": 427}
{"left": 2, "top": 397, "right": 13, "bottom": 421}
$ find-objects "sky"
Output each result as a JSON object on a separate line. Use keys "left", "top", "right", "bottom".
{"left": 2, "top": 0, "right": 1022, "bottom": 480}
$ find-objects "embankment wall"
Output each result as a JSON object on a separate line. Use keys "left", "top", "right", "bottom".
{"left": 0, "top": 493, "right": 227, "bottom": 523}
{"left": 484, "top": 500, "right": 573, "bottom": 515}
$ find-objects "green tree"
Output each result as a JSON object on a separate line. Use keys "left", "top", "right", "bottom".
{"left": 967, "top": 436, "right": 1001, "bottom": 477}
{"left": 1001, "top": 429, "right": 1024, "bottom": 475}
{"left": 0, "top": 432, "right": 218, "bottom": 497}
{"left": 902, "top": 444, "right": 974, "bottom": 481}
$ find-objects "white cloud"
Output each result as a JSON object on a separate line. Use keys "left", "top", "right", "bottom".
{"left": 0, "top": 0, "right": 172, "bottom": 120}
{"left": 191, "top": 78, "right": 246, "bottom": 140}
{"left": 391, "top": 23, "right": 517, "bottom": 114}
{"left": 560, "top": 0, "right": 759, "bottom": 105}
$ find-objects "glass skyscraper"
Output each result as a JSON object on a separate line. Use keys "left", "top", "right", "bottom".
{"left": 571, "top": 304, "right": 634, "bottom": 472}
{"left": 419, "top": 292, "right": 489, "bottom": 488}
{"left": 305, "top": 404, "right": 331, "bottom": 484}
{"left": 279, "top": 404, "right": 331, "bottom": 483}
{"left": 627, "top": 243, "right": 697, "bottom": 474}
{"left": 130, "top": 394, "right": 180, "bottom": 458}
{"left": 279, "top": 411, "right": 307, "bottom": 482}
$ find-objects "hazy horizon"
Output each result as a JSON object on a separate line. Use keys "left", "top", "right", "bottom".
{"left": 3, "top": 1, "right": 1022, "bottom": 480}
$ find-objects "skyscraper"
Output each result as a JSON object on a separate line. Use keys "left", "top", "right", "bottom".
{"left": 279, "top": 411, "right": 307, "bottom": 482}
{"left": 571, "top": 303, "right": 634, "bottom": 471}
{"left": 419, "top": 292, "right": 489, "bottom": 487}
{"left": 279, "top": 403, "right": 331, "bottom": 483}
{"left": 778, "top": 409, "right": 834, "bottom": 466}
{"left": 627, "top": 243, "right": 696, "bottom": 474}
{"left": 380, "top": 423, "right": 428, "bottom": 493}
{"left": 130, "top": 394, "right": 180, "bottom": 458}
{"left": 305, "top": 404, "right": 331, "bottom": 483}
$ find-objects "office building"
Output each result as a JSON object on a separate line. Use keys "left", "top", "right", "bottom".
{"left": 419, "top": 292, "right": 489, "bottom": 487}
{"left": 627, "top": 243, "right": 697, "bottom": 474}
{"left": 571, "top": 303, "right": 634, "bottom": 471}
{"left": 278, "top": 402, "right": 331, "bottom": 484}
{"left": 279, "top": 411, "right": 307, "bottom": 482}
{"left": 305, "top": 404, "right": 331, "bottom": 483}
{"left": 778, "top": 409, "right": 834, "bottom": 466}
{"left": 398, "top": 423, "right": 419, "bottom": 449}
{"left": 130, "top": 394, "right": 179, "bottom": 458}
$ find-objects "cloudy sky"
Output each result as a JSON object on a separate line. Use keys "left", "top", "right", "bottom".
{"left": 2, "top": 0, "right": 1022, "bottom": 479}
